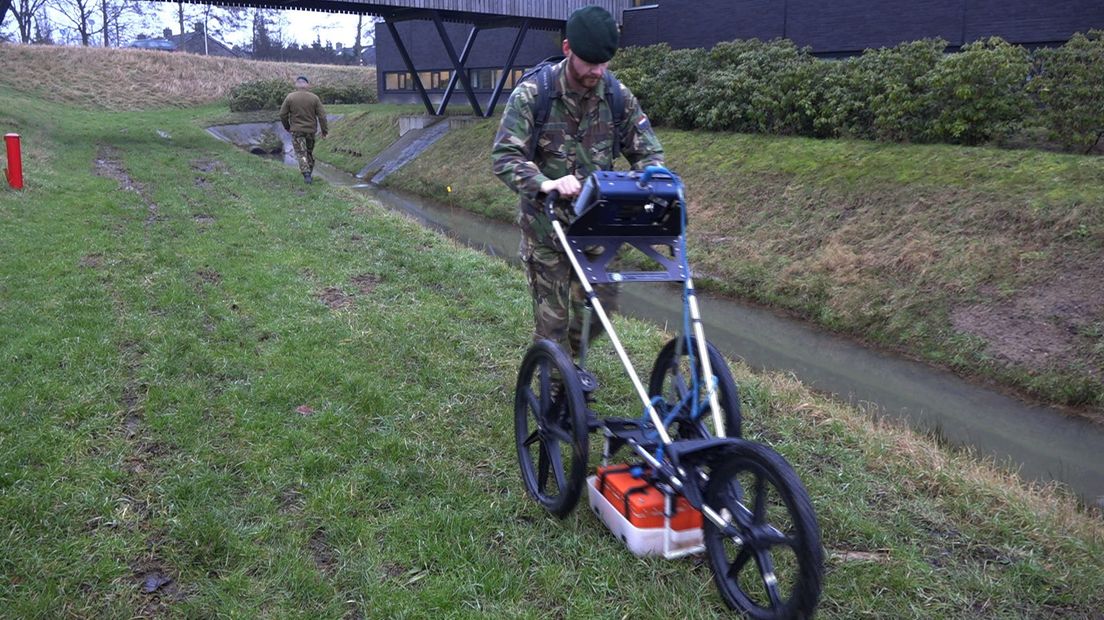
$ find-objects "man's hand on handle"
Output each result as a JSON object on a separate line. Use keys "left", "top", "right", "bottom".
{"left": 540, "top": 175, "right": 581, "bottom": 198}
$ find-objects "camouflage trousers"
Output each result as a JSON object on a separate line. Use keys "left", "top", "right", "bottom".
{"left": 520, "top": 229, "right": 619, "bottom": 358}
{"left": 290, "top": 132, "right": 316, "bottom": 175}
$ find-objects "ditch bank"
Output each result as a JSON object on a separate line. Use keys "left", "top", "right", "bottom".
{"left": 207, "top": 122, "right": 1104, "bottom": 507}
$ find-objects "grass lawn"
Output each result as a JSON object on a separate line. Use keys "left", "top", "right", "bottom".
{"left": 379, "top": 116, "right": 1104, "bottom": 415}
{"left": 1, "top": 85, "right": 1102, "bottom": 618}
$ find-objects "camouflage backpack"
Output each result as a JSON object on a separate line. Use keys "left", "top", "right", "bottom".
{"left": 519, "top": 56, "right": 627, "bottom": 162}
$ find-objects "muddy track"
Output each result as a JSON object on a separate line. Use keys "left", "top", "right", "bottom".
{"left": 94, "top": 146, "right": 161, "bottom": 226}
{"left": 93, "top": 146, "right": 188, "bottom": 615}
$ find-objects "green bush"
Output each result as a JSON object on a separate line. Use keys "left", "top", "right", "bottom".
{"left": 228, "top": 79, "right": 377, "bottom": 112}
{"left": 313, "top": 83, "right": 378, "bottom": 105}
{"left": 856, "top": 38, "right": 947, "bottom": 142}
{"left": 918, "top": 37, "right": 1032, "bottom": 145}
{"left": 1030, "top": 30, "right": 1104, "bottom": 152}
{"left": 228, "top": 79, "right": 289, "bottom": 112}
{"left": 614, "top": 44, "right": 707, "bottom": 129}
{"left": 615, "top": 35, "right": 1098, "bottom": 154}
{"left": 804, "top": 58, "right": 868, "bottom": 139}
{"left": 688, "top": 39, "right": 816, "bottom": 134}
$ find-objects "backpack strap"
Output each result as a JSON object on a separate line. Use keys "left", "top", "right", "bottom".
{"left": 604, "top": 71, "right": 626, "bottom": 162}
{"left": 528, "top": 62, "right": 558, "bottom": 161}
{"left": 521, "top": 56, "right": 565, "bottom": 162}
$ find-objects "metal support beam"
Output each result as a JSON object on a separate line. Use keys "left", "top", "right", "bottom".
{"left": 435, "top": 24, "right": 479, "bottom": 115}
{"left": 430, "top": 10, "right": 482, "bottom": 116}
{"left": 485, "top": 18, "right": 530, "bottom": 118}
{"left": 385, "top": 19, "right": 434, "bottom": 115}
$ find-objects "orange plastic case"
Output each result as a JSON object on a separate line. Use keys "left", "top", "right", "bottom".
{"left": 594, "top": 465, "right": 702, "bottom": 531}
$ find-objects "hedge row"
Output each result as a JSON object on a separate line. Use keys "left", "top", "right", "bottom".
{"left": 228, "top": 79, "right": 377, "bottom": 112}
{"left": 612, "top": 31, "right": 1104, "bottom": 150}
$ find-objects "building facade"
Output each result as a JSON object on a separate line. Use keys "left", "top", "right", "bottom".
{"left": 621, "top": 0, "right": 1104, "bottom": 52}
{"left": 376, "top": 21, "right": 565, "bottom": 107}
{"left": 376, "top": 0, "right": 1104, "bottom": 108}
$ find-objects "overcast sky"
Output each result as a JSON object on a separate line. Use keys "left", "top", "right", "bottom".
{"left": 153, "top": 5, "right": 366, "bottom": 48}
{"left": 1, "top": 3, "right": 371, "bottom": 48}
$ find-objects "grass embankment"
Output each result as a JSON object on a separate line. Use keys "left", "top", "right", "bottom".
{"left": 372, "top": 117, "right": 1104, "bottom": 415}
{"left": 316, "top": 104, "right": 426, "bottom": 174}
{"left": 2, "top": 55, "right": 1104, "bottom": 616}
{"left": 0, "top": 43, "right": 375, "bottom": 110}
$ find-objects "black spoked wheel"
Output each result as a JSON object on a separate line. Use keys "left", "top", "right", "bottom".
{"left": 648, "top": 336, "right": 742, "bottom": 439}
{"left": 702, "top": 443, "right": 823, "bottom": 619}
{"left": 514, "top": 340, "right": 589, "bottom": 518}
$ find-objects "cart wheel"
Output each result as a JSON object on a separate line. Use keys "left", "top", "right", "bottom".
{"left": 514, "top": 340, "right": 589, "bottom": 518}
{"left": 702, "top": 443, "right": 823, "bottom": 619}
{"left": 648, "top": 336, "right": 742, "bottom": 439}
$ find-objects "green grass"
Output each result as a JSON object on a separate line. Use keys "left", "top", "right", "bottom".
{"left": 381, "top": 116, "right": 1104, "bottom": 414}
{"left": 2, "top": 86, "right": 1102, "bottom": 618}
{"left": 316, "top": 104, "right": 426, "bottom": 174}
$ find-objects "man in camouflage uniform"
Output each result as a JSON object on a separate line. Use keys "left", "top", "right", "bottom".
{"left": 280, "top": 76, "right": 328, "bottom": 184}
{"left": 492, "top": 6, "right": 665, "bottom": 357}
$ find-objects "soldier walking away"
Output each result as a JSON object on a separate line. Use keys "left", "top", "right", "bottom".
{"left": 491, "top": 6, "right": 665, "bottom": 357}
{"left": 280, "top": 76, "right": 328, "bottom": 184}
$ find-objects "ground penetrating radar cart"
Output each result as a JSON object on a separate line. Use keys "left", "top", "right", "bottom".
{"left": 514, "top": 167, "right": 824, "bottom": 618}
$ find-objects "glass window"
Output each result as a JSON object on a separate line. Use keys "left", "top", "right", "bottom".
{"left": 385, "top": 72, "right": 411, "bottom": 91}
{"left": 469, "top": 69, "right": 493, "bottom": 89}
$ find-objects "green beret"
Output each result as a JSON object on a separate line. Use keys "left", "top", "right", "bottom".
{"left": 566, "top": 6, "right": 619, "bottom": 64}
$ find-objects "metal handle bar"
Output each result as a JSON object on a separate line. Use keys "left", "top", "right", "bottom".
{"left": 543, "top": 189, "right": 561, "bottom": 219}
{"left": 639, "top": 165, "right": 675, "bottom": 185}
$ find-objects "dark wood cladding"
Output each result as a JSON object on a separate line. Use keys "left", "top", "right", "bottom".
{"left": 377, "top": 20, "right": 561, "bottom": 71}
{"left": 964, "top": 0, "right": 1104, "bottom": 45}
{"left": 786, "top": 0, "right": 964, "bottom": 51}
{"left": 621, "top": 0, "right": 1104, "bottom": 52}
{"left": 344, "top": 0, "right": 628, "bottom": 20}
{"left": 377, "top": 0, "right": 1104, "bottom": 107}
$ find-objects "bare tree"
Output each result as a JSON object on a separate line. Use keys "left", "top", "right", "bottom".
{"left": 250, "top": 7, "right": 282, "bottom": 59}
{"left": 32, "top": 8, "right": 53, "bottom": 42}
{"left": 9, "top": 0, "right": 49, "bottom": 42}
{"left": 353, "top": 14, "right": 380, "bottom": 65}
{"left": 0, "top": 0, "right": 11, "bottom": 33}
{"left": 198, "top": 2, "right": 244, "bottom": 54}
{"left": 99, "top": 0, "right": 149, "bottom": 47}
{"left": 52, "top": 0, "right": 98, "bottom": 45}
{"left": 117, "top": 1, "right": 152, "bottom": 45}
{"left": 174, "top": 0, "right": 197, "bottom": 47}
{"left": 98, "top": 0, "right": 129, "bottom": 46}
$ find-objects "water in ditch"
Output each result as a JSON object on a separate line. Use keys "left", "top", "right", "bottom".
{"left": 207, "top": 123, "right": 1104, "bottom": 506}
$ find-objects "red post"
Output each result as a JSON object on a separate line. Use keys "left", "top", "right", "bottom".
{"left": 5, "top": 133, "right": 23, "bottom": 190}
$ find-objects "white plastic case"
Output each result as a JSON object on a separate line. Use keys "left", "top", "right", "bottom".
{"left": 586, "top": 475, "right": 704, "bottom": 558}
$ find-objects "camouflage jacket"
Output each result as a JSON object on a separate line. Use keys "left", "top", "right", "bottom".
{"left": 491, "top": 58, "right": 665, "bottom": 245}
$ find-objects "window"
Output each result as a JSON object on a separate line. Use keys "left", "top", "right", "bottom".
{"left": 469, "top": 68, "right": 494, "bottom": 90}
{"left": 385, "top": 68, "right": 526, "bottom": 92}
{"left": 510, "top": 68, "right": 524, "bottom": 88}
{"left": 384, "top": 70, "right": 453, "bottom": 91}
{"left": 384, "top": 71, "right": 411, "bottom": 91}
{"left": 460, "top": 68, "right": 525, "bottom": 90}
{"left": 417, "top": 70, "right": 452, "bottom": 90}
